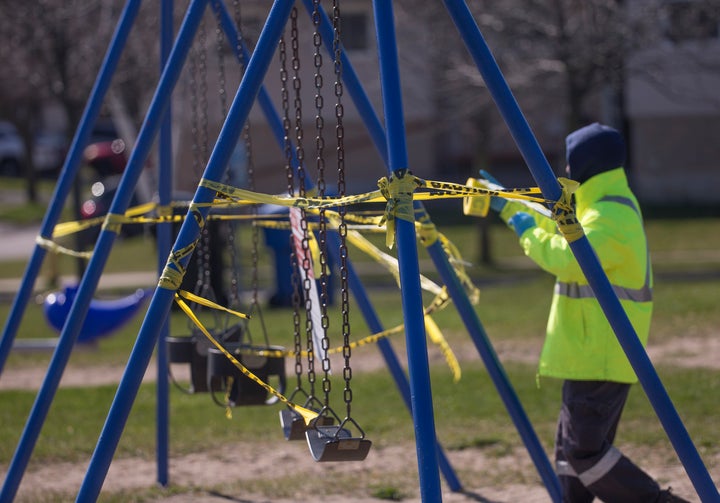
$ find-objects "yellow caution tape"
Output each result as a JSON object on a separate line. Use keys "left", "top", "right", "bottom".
{"left": 345, "top": 227, "right": 443, "bottom": 295}
{"left": 177, "top": 290, "right": 250, "bottom": 320}
{"left": 552, "top": 178, "right": 584, "bottom": 243}
{"left": 45, "top": 176, "right": 550, "bottom": 244}
{"left": 424, "top": 314, "right": 461, "bottom": 382}
{"left": 200, "top": 178, "right": 385, "bottom": 209}
{"left": 463, "top": 178, "right": 491, "bottom": 217}
{"left": 35, "top": 235, "right": 93, "bottom": 259}
{"left": 377, "top": 171, "right": 425, "bottom": 249}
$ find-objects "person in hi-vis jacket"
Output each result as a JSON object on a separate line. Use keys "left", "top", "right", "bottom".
{"left": 487, "top": 123, "right": 689, "bottom": 503}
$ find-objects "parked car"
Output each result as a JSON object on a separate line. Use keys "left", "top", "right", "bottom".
{"left": 83, "top": 139, "right": 128, "bottom": 177}
{"left": 0, "top": 121, "right": 26, "bottom": 177}
{"left": 76, "top": 138, "right": 148, "bottom": 246}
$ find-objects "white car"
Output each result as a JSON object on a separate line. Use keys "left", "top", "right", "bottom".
{"left": 0, "top": 121, "right": 26, "bottom": 177}
{"left": 33, "top": 131, "right": 68, "bottom": 176}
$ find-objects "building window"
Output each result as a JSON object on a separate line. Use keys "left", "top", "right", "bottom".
{"left": 341, "top": 12, "right": 369, "bottom": 51}
{"left": 664, "top": 1, "right": 719, "bottom": 42}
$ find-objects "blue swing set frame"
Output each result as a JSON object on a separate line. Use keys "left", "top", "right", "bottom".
{"left": 0, "top": 1, "right": 717, "bottom": 502}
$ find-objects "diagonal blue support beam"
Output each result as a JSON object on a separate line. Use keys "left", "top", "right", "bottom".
{"left": 372, "top": 1, "right": 442, "bottom": 501}
{"left": 442, "top": 0, "right": 719, "bottom": 501}
{"left": 0, "top": 1, "right": 208, "bottom": 502}
{"left": 0, "top": 0, "right": 142, "bottom": 377}
{"left": 0, "top": 2, "right": 146, "bottom": 501}
{"left": 76, "top": 0, "right": 296, "bottom": 500}
{"left": 416, "top": 207, "right": 562, "bottom": 502}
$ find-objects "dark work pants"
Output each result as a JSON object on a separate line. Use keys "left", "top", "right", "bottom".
{"left": 554, "top": 380, "right": 661, "bottom": 502}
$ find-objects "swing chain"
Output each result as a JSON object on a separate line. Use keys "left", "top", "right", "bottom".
{"left": 291, "top": 7, "right": 305, "bottom": 193}
{"left": 332, "top": 0, "right": 353, "bottom": 412}
{"left": 312, "top": 0, "right": 332, "bottom": 391}
{"left": 189, "top": 18, "right": 215, "bottom": 315}
{"left": 279, "top": 26, "right": 305, "bottom": 386}
{"left": 215, "top": 12, "right": 241, "bottom": 309}
{"left": 289, "top": 7, "right": 318, "bottom": 393}
{"left": 312, "top": 0, "right": 326, "bottom": 200}
{"left": 279, "top": 33, "right": 294, "bottom": 198}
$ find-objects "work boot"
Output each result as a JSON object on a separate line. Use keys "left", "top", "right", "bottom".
{"left": 657, "top": 487, "right": 691, "bottom": 502}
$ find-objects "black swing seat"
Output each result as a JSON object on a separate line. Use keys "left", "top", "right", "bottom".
{"left": 166, "top": 324, "right": 243, "bottom": 394}
{"left": 206, "top": 343, "right": 286, "bottom": 406}
{"left": 279, "top": 408, "right": 333, "bottom": 441}
{"left": 166, "top": 335, "right": 211, "bottom": 393}
{"left": 305, "top": 424, "right": 372, "bottom": 462}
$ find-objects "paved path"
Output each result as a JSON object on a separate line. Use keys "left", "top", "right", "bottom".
{"left": 0, "top": 223, "right": 158, "bottom": 294}
{"left": 0, "top": 222, "right": 41, "bottom": 261}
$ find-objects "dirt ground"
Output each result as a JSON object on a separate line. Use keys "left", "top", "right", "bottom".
{"left": 1, "top": 335, "right": 718, "bottom": 502}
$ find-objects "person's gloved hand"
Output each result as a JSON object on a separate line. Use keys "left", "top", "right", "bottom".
{"left": 479, "top": 169, "right": 506, "bottom": 212}
{"left": 508, "top": 212, "right": 536, "bottom": 237}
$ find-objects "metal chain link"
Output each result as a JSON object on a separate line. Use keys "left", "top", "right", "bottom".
{"left": 215, "top": 13, "right": 240, "bottom": 313}
{"left": 279, "top": 26, "right": 304, "bottom": 388}
{"left": 289, "top": 7, "right": 317, "bottom": 393}
{"left": 312, "top": 0, "right": 333, "bottom": 403}
{"left": 332, "top": 0, "right": 354, "bottom": 415}
{"left": 188, "top": 17, "right": 215, "bottom": 326}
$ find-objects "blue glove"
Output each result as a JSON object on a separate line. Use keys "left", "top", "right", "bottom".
{"left": 479, "top": 169, "right": 507, "bottom": 212}
{"left": 508, "top": 212, "right": 536, "bottom": 237}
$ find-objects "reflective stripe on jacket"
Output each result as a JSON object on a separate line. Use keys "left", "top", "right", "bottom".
{"left": 500, "top": 168, "right": 653, "bottom": 383}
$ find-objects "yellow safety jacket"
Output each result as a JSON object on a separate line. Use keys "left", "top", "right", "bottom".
{"left": 500, "top": 168, "right": 653, "bottom": 383}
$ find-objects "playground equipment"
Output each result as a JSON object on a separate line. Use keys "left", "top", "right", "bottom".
{"left": 166, "top": 15, "right": 292, "bottom": 408}
{"left": 43, "top": 285, "right": 150, "bottom": 343}
{"left": 0, "top": 1, "right": 718, "bottom": 502}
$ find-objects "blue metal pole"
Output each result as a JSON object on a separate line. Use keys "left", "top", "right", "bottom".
{"left": 372, "top": 2, "right": 442, "bottom": 501}
{"left": 416, "top": 207, "right": 562, "bottom": 502}
{"left": 442, "top": 0, "right": 719, "bottom": 500}
{"left": 76, "top": 1, "right": 295, "bottom": 500}
{"left": 304, "top": 1, "right": 552, "bottom": 495}
{"left": 0, "top": 0, "right": 142, "bottom": 377}
{"left": 327, "top": 232, "right": 464, "bottom": 493}
{"left": 0, "top": 2, "right": 206, "bottom": 502}
{"left": 0, "top": 3, "right": 143, "bottom": 502}
{"left": 155, "top": 0, "right": 175, "bottom": 488}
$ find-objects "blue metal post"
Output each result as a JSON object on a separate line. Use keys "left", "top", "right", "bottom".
{"left": 331, "top": 231, "right": 464, "bottom": 492}
{"left": 0, "top": 4, "right": 143, "bottom": 503}
{"left": 303, "top": 1, "right": 556, "bottom": 496}
{"left": 0, "top": 0, "right": 142, "bottom": 376}
{"left": 372, "top": 2, "right": 442, "bottom": 501}
{"left": 212, "top": 1, "right": 462, "bottom": 491}
{"left": 442, "top": 0, "right": 719, "bottom": 501}
{"left": 155, "top": 0, "right": 174, "bottom": 488}
{"left": 0, "top": 2, "right": 207, "bottom": 502}
{"left": 416, "top": 207, "right": 562, "bottom": 502}
{"left": 76, "top": 1, "right": 295, "bottom": 500}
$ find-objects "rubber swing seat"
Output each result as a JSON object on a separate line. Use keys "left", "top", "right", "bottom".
{"left": 43, "top": 285, "right": 150, "bottom": 343}
{"left": 206, "top": 343, "right": 286, "bottom": 406}
{"left": 279, "top": 408, "right": 333, "bottom": 441}
{"left": 305, "top": 424, "right": 372, "bottom": 462}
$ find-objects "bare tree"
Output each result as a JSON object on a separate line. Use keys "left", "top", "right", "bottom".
{"left": 0, "top": 0, "right": 161, "bottom": 202}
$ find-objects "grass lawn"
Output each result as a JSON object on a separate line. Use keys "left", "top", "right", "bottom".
{"left": 0, "top": 199, "right": 719, "bottom": 500}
